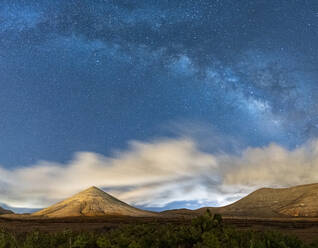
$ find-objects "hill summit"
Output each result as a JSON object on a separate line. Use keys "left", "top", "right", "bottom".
{"left": 33, "top": 186, "right": 155, "bottom": 218}
{"left": 197, "top": 183, "right": 318, "bottom": 218}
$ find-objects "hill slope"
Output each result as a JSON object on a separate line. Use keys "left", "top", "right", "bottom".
{"left": 33, "top": 186, "right": 155, "bottom": 218}
{"left": 195, "top": 183, "right": 318, "bottom": 218}
{"left": 0, "top": 206, "right": 13, "bottom": 215}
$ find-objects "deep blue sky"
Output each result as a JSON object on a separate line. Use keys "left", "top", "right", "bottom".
{"left": 1, "top": 0, "right": 317, "bottom": 167}
{"left": 1, "top": 0, "right": 318, "bottom": 210}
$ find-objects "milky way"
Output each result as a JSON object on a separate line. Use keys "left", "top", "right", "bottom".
{"left": 1, "top": 0, "right": 318, "bottom": 210}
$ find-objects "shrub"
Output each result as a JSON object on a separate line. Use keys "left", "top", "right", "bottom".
{"left": 0, "top": 214, "right": 312, "bottom": 248}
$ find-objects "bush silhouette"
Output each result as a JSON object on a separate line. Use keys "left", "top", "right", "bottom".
{"left": 0, "top": 214, "right": 315, "bottom": 248}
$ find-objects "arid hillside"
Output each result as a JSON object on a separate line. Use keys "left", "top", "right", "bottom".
{"left": 32, "top": 186, "right": 156, "bottom": 218}
{"left": 6, "top": 183, "right": 318, "bottom": 219}
{"left": 0, "top": 206, "right": 13, "bottom": 215}
{"left": 196, "top": 183, "right": 318, "bottom": 218}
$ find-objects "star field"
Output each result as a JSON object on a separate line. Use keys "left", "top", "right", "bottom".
{"left": 0, "top": 0, "right": 318, "bottom": 166}
{"left": 0, "top": 0, "right": 318, "bottom": 210}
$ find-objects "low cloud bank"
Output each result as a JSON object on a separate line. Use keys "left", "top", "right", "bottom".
{"left": 1, "top": 138, "right": 318, "bottom": 209}
{"left": 222, "top": 141, "right": 318, "bottom": 187}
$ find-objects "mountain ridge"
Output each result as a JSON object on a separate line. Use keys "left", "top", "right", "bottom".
{"left": 192, "top": 183, "right": 318, "bottom": 218}
{"left": 5, "top": 183, "right": 318, "bottom": 219}
{"left": 0, "top": 206, "right": 13, "bottom": 215}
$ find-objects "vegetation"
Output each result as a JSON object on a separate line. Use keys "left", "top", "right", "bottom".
{"left": 0, "top": 211, "right": 317, "bottom": 248}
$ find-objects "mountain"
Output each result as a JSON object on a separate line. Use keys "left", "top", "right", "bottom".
{"left": 195, "top": 183, "right": 318, "bottom": 218}
{"left": 32, "top": 186, "right": 155, "bottom": 218}
{"left": 0, "top": 206, "right": 13, "bottom": 215}
{"left": 0, "top": 203, "right": 39, "bottom": 214}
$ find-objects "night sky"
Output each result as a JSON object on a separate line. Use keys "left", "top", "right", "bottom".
{"left": 1, "top": 0, "right": 318, "bottom": 211}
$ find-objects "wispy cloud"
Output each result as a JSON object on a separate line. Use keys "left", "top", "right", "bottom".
{"left": 1, "top": 137, "right": 318, "bottom": 210}
{"left": 222, "top": 140, "right": 318, "bottom": 188}
{"left": 0, "top": 138, "right": 219, "bottom": 208}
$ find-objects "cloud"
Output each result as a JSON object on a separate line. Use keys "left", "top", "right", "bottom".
{"left": 1, "top": 137, "right": 318, "bottom": 210}
{"left": 0, "top": 138, "right": 218, "bottom": 208}
{"left": 222, "top": 140, "right": 318, "bottom": 188}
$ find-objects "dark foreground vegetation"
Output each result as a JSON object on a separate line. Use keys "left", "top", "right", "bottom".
{"left": 0, "top": 211, "right": 317, "bottom": 248}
